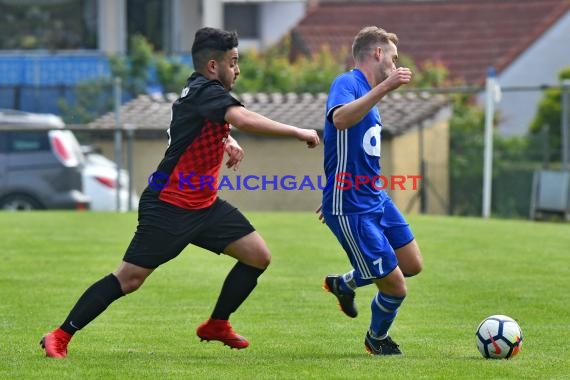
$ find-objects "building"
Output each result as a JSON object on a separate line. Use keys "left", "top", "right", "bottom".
{"left": 290, "top": 0, "right": 570, "bottom": 136}
{"left": 0, "top": 0, "right": 309, "bottom": 114}
{"left": 0, "top": 0, "right": 308, "bottom": 54}
{"left": 83, "top": 91, "right": 451, "bottom": 213}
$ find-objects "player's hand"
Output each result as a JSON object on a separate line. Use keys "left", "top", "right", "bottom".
{"left": 383, "top": 67, "right": 413, "bottom": 91}
{"left": 315, "top": 204, "right": 326, "bottom": 224}
{"left": 298, "top": 128, "right": 320, "bottom": 148}
{"left": 225, "top": 138, "right": 244, "bottom": 170}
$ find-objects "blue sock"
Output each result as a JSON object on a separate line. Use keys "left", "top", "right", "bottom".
{"left": 341, "top": 270, "right": 373, "bottom": 291}
{"left": 369, "top": 292, "right": 406, "bottom": 339}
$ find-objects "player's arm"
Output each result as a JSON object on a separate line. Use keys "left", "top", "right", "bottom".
{"left": 225, "top": 105, "right": 319, "bottom": 148}
{"left": 332, "top": 67, "right": 412, "bottom": 130}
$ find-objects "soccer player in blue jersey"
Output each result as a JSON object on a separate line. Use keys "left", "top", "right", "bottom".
{"left": 319, "top": 26, "right": 423, "bottom": 355}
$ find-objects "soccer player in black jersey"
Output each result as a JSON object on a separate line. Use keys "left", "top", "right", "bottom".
{"left": 40, "top": 27, "right": 319, "bottom": 358}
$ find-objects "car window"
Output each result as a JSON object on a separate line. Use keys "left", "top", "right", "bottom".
{"left": 7, "top": 131, "right": 50, "bottom": 153}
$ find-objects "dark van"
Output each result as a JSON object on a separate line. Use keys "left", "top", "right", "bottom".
{"left": 0, "top": 109, "right": 90, "bottom": 210}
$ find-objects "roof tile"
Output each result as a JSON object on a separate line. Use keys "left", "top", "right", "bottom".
{"left": 292, "top": 0, "right": 570, "bottom": 84}
{"left": 86, "top": 91, "right": 449, "bottom": 138}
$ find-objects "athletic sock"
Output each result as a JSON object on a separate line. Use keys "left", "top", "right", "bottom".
{"left": 211, "top": 262, "right": 265, "bottom": 320}
{"left": 342, "top": 270, "right": 372, "bottom": 291}
{"left": 60, "top": 274, "right": 125, "bottom": 335}
{"left": 369, "top": 292, "right": 406, "bottom": 339}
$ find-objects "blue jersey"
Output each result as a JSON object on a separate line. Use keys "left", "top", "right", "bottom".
{"left": 322, "top": 68, "right": 388, "bottom": 215}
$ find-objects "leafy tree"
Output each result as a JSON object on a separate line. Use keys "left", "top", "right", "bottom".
{"left": 233, "top": 37, "right": 345, "bottom": 94}
{"left": 58, "top": 77, "right": 115, "bottom": 125}
{"left": 449, "top": 90, "right": 548, "bottom": 218}
{"left": 155, "top": 55, "right": 191, "bottom": 94}
{"left": 397, "top": 56, "right": 450, "bottom": 88}
{"left": 529, "top": 66, "right": 570, "bottom": 163}
{"left": 59, "top": 35, "right": 191, "bottom": 124}
{"left": 448, "top": 94, "right": 486, "bottom": 215}
{"left": 233, "top": 38, "right": 450, "bottom": 94}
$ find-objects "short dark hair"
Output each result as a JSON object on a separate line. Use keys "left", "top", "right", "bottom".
{"left": 191, "top": 27, "right": 239, "bottom": 71}
{"left": 352, "top": 26, "right": 398, "bottom": 62}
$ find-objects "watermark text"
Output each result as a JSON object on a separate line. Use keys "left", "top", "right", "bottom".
{"left": 148, "top": 172, "right": 421, "bottom": 191}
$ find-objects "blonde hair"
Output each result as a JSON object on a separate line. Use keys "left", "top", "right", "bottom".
{"left": 352, "top": 26, "right": 398, "bottom": 62}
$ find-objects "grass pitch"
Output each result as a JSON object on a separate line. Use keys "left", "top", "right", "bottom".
{"left": 0, "top": 211, "right": 569, "bottom": 379}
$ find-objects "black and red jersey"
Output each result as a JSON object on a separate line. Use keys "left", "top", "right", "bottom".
{"left": 143, "top": 72, "right": 242, "bottom": 210}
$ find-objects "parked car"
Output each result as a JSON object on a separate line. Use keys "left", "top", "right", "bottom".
{"left": 81, "top": 145, "right": 139, "bottom": 211}
{"left": 0, "top": 109, "right": 90, "bottom": 210}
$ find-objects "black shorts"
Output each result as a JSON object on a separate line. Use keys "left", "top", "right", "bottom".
{"left": 123, "top": 197, "right": 255, "bottom": 269}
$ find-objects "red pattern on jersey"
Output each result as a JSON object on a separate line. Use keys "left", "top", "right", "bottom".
{"left": 159, "top": 120, "right": 231, "bottom": 209}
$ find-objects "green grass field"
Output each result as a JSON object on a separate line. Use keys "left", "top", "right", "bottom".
{"left": 1, "top": 212, "right": 569, "bottom": 379}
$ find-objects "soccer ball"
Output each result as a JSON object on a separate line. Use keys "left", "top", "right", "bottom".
{"left": 475, "top": 315, "right": 523, "bottom": 359}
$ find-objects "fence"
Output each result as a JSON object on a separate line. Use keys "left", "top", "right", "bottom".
{"left": 2, "top": 81, "right": 569, "bottom": 218}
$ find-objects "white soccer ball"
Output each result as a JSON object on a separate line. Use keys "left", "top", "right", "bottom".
{"left": 475, "top": 315, "right": 523, "bottom": 359}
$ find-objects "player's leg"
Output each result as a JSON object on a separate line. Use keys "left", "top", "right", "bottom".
{"left": 365, "top": 266, "right": 406, "bottom": 355}
{"left": 196, "top": 232, "right": 268, "bottom": 349}
{"left": 191, "top": 199, "right": 264, "bottom": 349}
{"left": 321, "top": 213, "right": 360, "bottom": 318}
{"left": 335, "top": 238, "right": 422, "bottom": 288}
{"left": 365, "top": 199, "right": 421, "bottom": 355}
{"left": 395, "top": 239, "right": 423, "bottom": 277}
{"left": 62, "top": 262, "right": 153, "bottom": 331}
{"left": 382, "top": 196, "right": 423, "bottom": 277}
{"left": 336, "top": 269, "right": 373, "bottom": 290}
{"left": 40, "top": 262, "right": 153, "bottom": 358}
{"left": 41, "top": 205, "right": 188, "bottom": 358}
{"left": 337, "top": 212, "right": 404, "bottom": 355}
{"left": 214, "top": 231, "right": 270, "bottom": 319}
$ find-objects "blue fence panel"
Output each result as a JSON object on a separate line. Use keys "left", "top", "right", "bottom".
{"left": 0, "top": 56, "right": 25, "bottom": 85}
{"left": 0, "top": 87, "right": 16, "bottom": 108}
{"left": 20, "top": 87, "right": 61, "bottom": 113}
{"left": 19, "top": 54, "right": 112, "bottom": 85}
{"left": 0, "top": 52, "right": 192, "bottom": 114}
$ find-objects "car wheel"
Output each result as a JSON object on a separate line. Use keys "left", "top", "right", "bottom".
{"left": 0, "top": 194, "right": 43, "bottom": 211}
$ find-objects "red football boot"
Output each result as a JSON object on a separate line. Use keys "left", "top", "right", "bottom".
{"left": 40, "top": 328, "right": 72, "bottom": 358}
{"left": 196, "top": 318, "right": 249, "bottom": 349}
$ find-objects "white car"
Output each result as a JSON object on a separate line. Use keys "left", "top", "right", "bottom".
{"left": 82, "top": 147, "right": 138, "bottom": 211}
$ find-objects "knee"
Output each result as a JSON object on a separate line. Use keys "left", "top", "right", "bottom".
{"left": 382, "top": 285, "right": 407, "bottom": 299}
{"left": 117, "top": 274, "right": 146, "bottom": 294}
{"left": 254, "top": 250, "right": 271, "bottom": 270}
{"left": 392, "top": 283, "right": 407, "bottom": 298}
{"left": 375, "top": 276, "right": 407, "bottom": 298}
{"left": 403, "top": 261, "right": 423, "bottom": 277}
{"left": 403, "top": 253, "right": 424, "bottom": 277}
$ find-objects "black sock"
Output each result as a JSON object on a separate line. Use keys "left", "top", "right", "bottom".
{"left": 60, "top": 274, "right": 125, "bottom": 335}
{"left": 211, "top": 262, "right": 265, "bottom": 320}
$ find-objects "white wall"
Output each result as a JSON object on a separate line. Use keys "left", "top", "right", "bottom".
{"left": 222, "top": 0, "right": 306, "bottom": 51}
{"left": 491, "top": 11, "right": 570, "bottom": 136}
{"left": 260, "top": 2, "right": 306, "bottom": 48}
{"left": 99, "top": 0, "right": 307, "bottom": 54}
{"left": 171, "top": 0, "right": 202, "bottom": 53}
{"left": 98, "top": 0, "right": 126, "bottom": 54}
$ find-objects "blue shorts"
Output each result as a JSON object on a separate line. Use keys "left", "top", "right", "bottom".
{"left": 324, "top": 198, "right": 414, "bottom": 279}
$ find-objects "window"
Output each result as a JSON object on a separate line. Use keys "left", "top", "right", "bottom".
{"left": 127, "top": 0, "right": 166, "bottom": 51}
{"left": 224, "top": 3, "right": 260, "bottom": 39}
{"left": 0, "top": 0, "right": 97, "bottom": 50}
{"left": 7, "top": 131, "right": 50, "bottom": 153}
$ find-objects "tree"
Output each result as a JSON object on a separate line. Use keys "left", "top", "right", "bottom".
{"left": 529, "top": 66, "right": 570, "bottom": 163}
{"left": 59, "top": 35, "right": 191, "bottom": 124}
{"left": 233, "top": 38, "right": 450, "bottom": 94}
{"left": 448, "top": 94, "right": 486, "bottom": 215}
{"left": 233, "top": 37, "right": 346, "bottom": 94}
